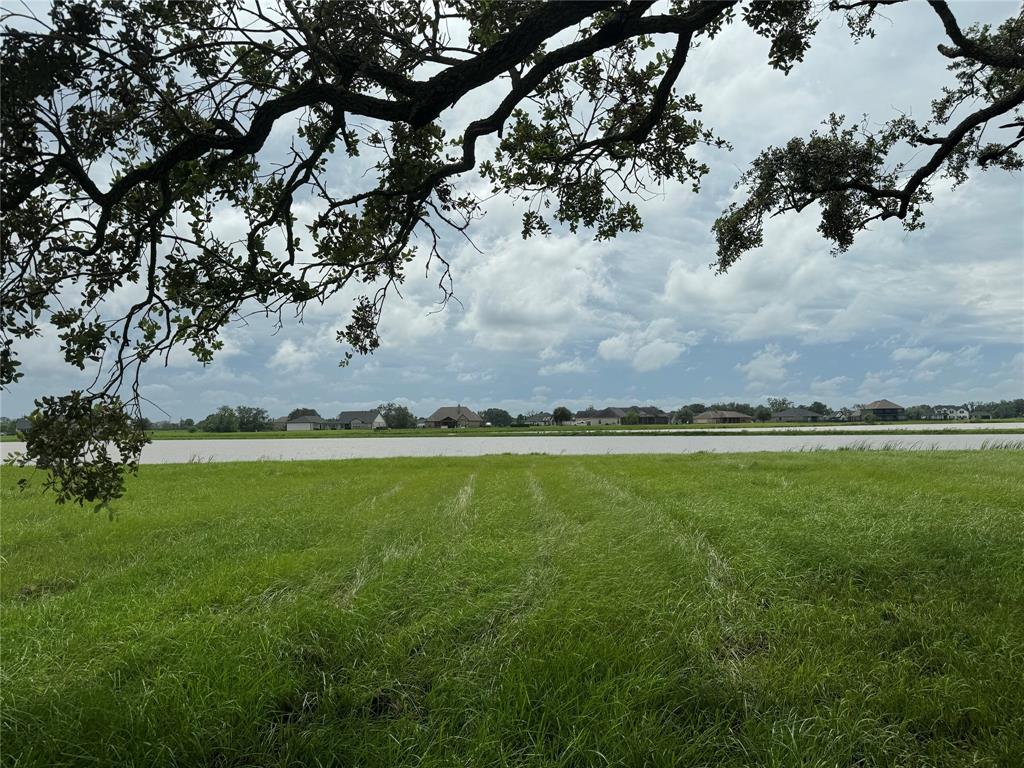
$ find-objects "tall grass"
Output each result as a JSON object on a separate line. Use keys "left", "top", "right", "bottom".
{"left": 2, "top": 451, "right": 1023, "bottom": 766}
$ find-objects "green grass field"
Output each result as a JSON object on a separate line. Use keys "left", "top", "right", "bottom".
{"left": 3, "top": 452, "right": 1023, "bottom": 767}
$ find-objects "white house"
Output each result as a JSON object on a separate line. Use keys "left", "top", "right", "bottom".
{"left": 286, "top": 415, "right": 327, "bottom": 431}
{"left": 934, "top": 405, "right": 970, "bottom": 420}
{"left": 336, "top": 410, "right": 387, "bottom": 429}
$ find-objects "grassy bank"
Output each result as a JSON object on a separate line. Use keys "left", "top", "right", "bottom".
{"left": 3, "top": 452, "right": 1023, "bottom": 766}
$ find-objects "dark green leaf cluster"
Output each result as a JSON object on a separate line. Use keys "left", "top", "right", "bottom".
{"left": 7, "top": 392, "right": 146, "bottom": 511}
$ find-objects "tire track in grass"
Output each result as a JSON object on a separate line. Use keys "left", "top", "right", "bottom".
{"left": 428, "top": 462, "right": 589, "bottom": 668}
{"left": 445, "top": 472, "right": 477, "bottom": 531}
{"left": 474, "top": 466, "right": 586, "bottom": 639}
{"left": 331, "top": 474, "right": 466, "bottom": 609}
{"left": 569, "top": 463, "right": 734, "bottom": 592}
{"left": 329, "top": 477, "right": 423, "bottom": 606}
{"left": 567, "top": 462, "right": 768, "bottom": 685}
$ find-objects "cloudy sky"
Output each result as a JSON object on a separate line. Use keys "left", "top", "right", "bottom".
{"left": 5, "top": 1, "right": 1022, "bottom": 420}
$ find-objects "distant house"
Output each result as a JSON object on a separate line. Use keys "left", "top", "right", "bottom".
{"left": 860, "top": 399, "right": 905, "bottom": 421}
{"left": 416, "top": 417, "right": 428, "bottom": 429}
{"left": 336, "top": 410, "right": 387, "bottom": 430}
{"left": 574, "top": 407, "right": 625, "bottom": 426}
{"left": 694, "top": 410, "right": 753, "bottom": 424}
{"left": 573, "top": 405, "right": 670, "bottom": 426}
{"left": 934, "top": 405, "right": 970, "bottom": 420}
{"left": 426, "top": 405, "right": 483, "bottom": 428}
{"left": 771, "top": 407, "right": 823, "bottom": 423}
{"left": 627, "top": 406, "right": 671, "bottom": 425}
{"left": 14, "top": 417, "right": 31, "bottom": 434}
{"left": 271, "top": 416, "right": 289, "bottom": 431}
{"left": 286, "top": 415, "right": 328, "bottom": 431}
{"left": 523, "top": 412, "right": 554, "bottom": 426}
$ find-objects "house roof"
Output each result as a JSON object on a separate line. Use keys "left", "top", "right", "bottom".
{"left": 773, "top": 408, "right": 821, "bottom": 419}
{"left": 575, "top": 405, "right": 669, "bottom": 419}
{"left": 575, "top": 407, "right": 627, "bottom": 418}
{"left": 273, "top": 416, "right": 289, "bottom": 423}
{"left": 427, "top": 405, "right": 482, "bottom": 422}
{"left": 628, "top": 405, "right": 669, "bottom": 417}
{"left": 862, "top": 399, "right": 903, "bottom": 410}
{"left": 336, "top": 410, "right": 382, "bottom": 424}
{"left": 695, "top": 410, "right": 752, "bottom": 419}
{"left": 524, "top": 412, "right": 553, "bottom": 421}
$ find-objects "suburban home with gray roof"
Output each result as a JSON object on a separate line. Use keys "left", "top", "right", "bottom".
{"left": 286, "top": 415, "right": 328, "bottom": 431}
{"left": 522, "top": 412, "right": 554, "bottom": 426}
{"left": 859, "top": 399, "right": 905, "bottom": 421}
{"left": 771, "top": 407, "right": 824, "bottom": 422}
{"left": 573, "top": 406, "right": 670, "bottom": 426}
{"left": 427, "top": 405, "right": 483, "bottom": 428}
{"left": 336, "top": 410, "right": 387, "bottom": 430}
{"left": 574, "top": 407, "right": 627, "bottom": 425}
{"left": 694, "top": 410, "right": 753, "bottom": 424}
{"left": 271, "top": 416, "right": 289, "bottom": 431}
{"left": 627, "top": 406, "right": 671, "bottom": 424}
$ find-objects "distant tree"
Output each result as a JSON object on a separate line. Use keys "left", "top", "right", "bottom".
{"left": 904, "top": 404, "right": 934, "bottom": 420}
{"left": 179, "top": 418, "right": 195, "bottom": 430}
{"left": 287, "top": 408, "right": 320, "bottom": 421}
{"left": 983, "top": 399, "right": 1024, "bottom": 417}
{"left": 767, "top": 397, "right": 794, "bottom": 413}
{"left": 622, "top": 410, "right": 640, "bottom": 425}
{"left": 0, "top": 416, "right": 14, "bottom": 435}
{"left": 481, "top": 408, "right": 513, "bottom": 428}
{"left": 552, "top": 406, "right": 573, "bottom": 425}
{"left": 378, "top": 402, "right": 417, "bottom": 429}
{"left": 236, "top": 405, "right": 271, "bottom": 432}
{"left": 199, "top": 406, "right": 239, "bottom": 433}
{"left": 136, "top": 417, "right": 154, "bottom": 431}
{"left": 674, "top": 409, "right": 693, "bottom": 424}
{"left": 674, "top": 403, "right": 706, "bottom": 424}
{"left": 753, "top": 406, "right": 772, "bottom": 422}
{"left": 807, "top": 401, "right": 829, "bottom": 415}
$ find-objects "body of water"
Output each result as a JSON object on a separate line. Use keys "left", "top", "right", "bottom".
{"left": 3, "top": 433, "right": 1021, "bottom": 464}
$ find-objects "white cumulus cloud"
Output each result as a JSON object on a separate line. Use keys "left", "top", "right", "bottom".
{"left": 736, "top": 344, "right": 800, "bottom": 389}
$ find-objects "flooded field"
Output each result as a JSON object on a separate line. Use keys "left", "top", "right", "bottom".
{"left": 4, "top": 433, "right": 1021, "bottom": 464}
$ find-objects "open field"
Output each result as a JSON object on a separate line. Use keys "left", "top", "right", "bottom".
{"left": 3, "top": 451, "right": 1023, "bottom": 767}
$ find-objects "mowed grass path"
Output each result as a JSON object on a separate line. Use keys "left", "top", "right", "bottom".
{"left": 2, "top": 452, "right": 1022, "bottom": 767}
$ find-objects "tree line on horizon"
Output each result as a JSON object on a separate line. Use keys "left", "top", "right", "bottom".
{"left": 7, "top": 399, "right": 1022, "bottom": 436}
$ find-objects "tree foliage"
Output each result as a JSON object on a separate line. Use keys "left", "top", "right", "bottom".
{"left": 199, "top": 405, "right": 240, "bottom": 433}
{"left": 767, "top": 397, "right": 794, "bottom": 413}
{"left": 552, "top": 406, "right": 573, "bottom": 425}
{"left": 287, "top": 408, "right": 321, "bottom": 421}
{"left": 235, "top": 405, "right": 271, "bottom": 432}
{"left": 2, "top": 0, "right": 1021, "bottom": 505}
{"left": 377, "top": 402, "right": 416, "bottom": 429}
{"left": 481, "top": 408, "right": 513, "bottom": 427}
